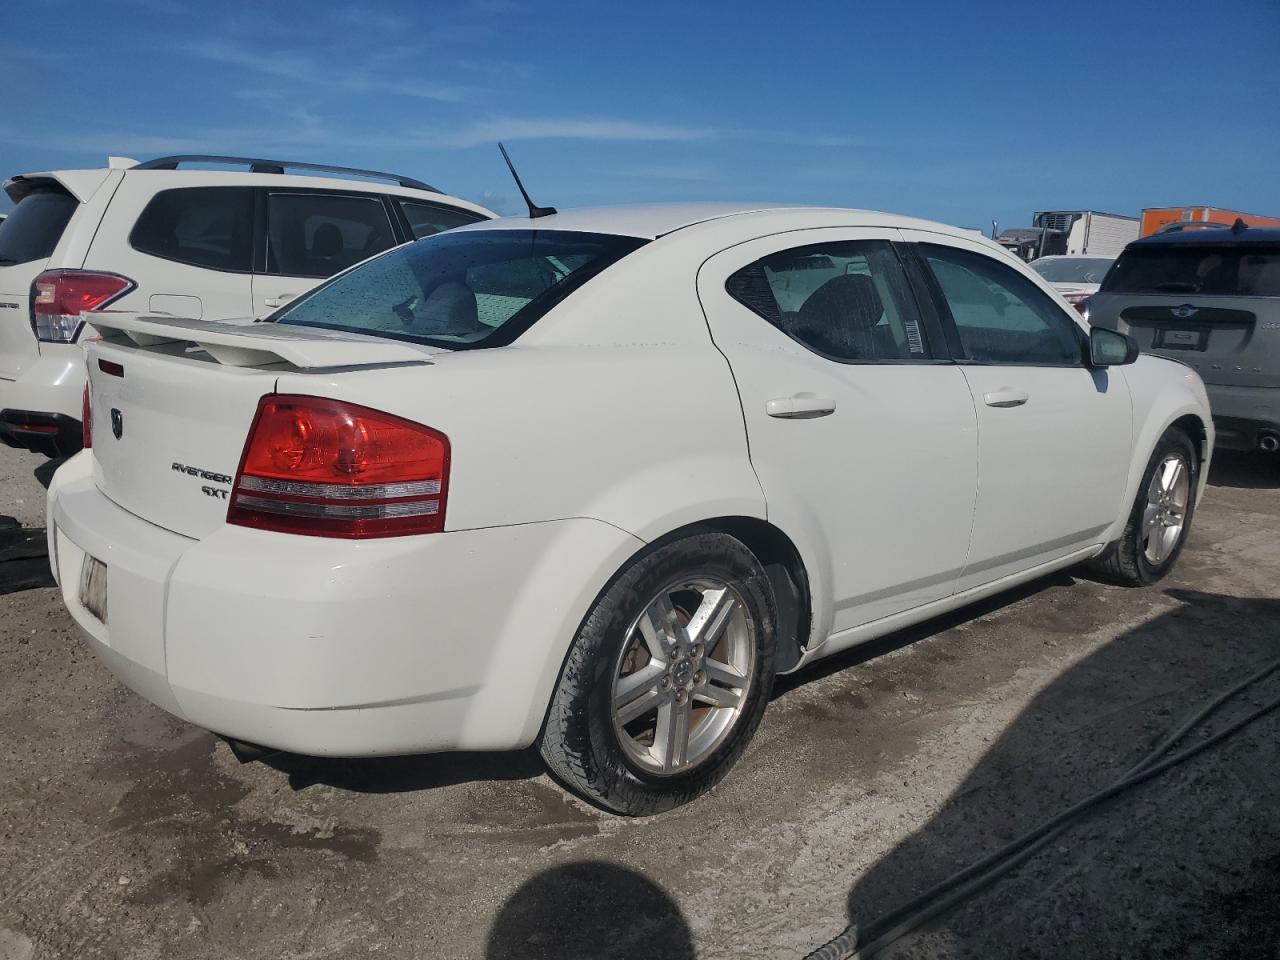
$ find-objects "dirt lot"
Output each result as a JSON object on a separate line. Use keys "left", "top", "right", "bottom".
{"left": 2, "top": 444, "right": 1279, "bottom": 960}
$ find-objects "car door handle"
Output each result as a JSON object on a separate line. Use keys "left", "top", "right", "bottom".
{"left": 983, "top": 388, "right": 1029, "bottom": 408}
{"left": 263, "top": 295, "right": 295, "bottom": 308}
{"left": 766, "top": 395, "right": 837, "bottom": 418}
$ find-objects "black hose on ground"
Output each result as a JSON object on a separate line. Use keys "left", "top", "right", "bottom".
{"left": 803, "top": 657, "right": 1280, "bottom": 960}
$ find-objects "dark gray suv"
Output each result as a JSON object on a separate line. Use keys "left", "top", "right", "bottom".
{"left": 1089, "top": 224, "right": 1280, "bottom": 452}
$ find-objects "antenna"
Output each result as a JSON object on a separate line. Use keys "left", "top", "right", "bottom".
{"left": 498, "top": 142, "right": 557, "bottom": 219}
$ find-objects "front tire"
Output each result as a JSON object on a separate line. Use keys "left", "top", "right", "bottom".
{"left": 1090, "top": 426, "right": 1198, "bottom": 586}
{"left": 539, "top": 532, "right": 777, "bottom": 815}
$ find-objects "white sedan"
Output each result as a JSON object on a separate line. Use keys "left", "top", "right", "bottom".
{"left": 47, "top": 204, "right": 1210, "bottom": 814}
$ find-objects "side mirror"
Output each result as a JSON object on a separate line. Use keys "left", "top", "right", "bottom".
{"left": 1089, "top": 327, "right": 1139, "bottom": 367}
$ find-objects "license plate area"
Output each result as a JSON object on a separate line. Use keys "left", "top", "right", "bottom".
{"left": 1152, "top": 327, "right": 1208, "bottom": 351}
{"left": 79, "top": 554, "right": 108, "bottom": 624}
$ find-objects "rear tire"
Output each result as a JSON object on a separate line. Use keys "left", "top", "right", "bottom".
{"left": 539, "top": 532, "right": 777, "bottom": 815}
{"left": 1089, "top": 427, "right": 1198, "bottom": 586}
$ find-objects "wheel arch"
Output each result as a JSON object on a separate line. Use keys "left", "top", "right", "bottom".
{"left": 625, "top": 516, "right": 814, "bottom": 675}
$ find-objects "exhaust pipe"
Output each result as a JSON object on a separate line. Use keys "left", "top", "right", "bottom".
{"left": 223, "top": 737, "right": 281, "bottom": 764}
{"left": 1259, "top": 433, "right": 1280, "bottom": 453}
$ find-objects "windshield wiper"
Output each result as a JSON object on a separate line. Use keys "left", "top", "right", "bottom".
{"left": 0, "top": 257, "right": 20, "bottom": 265}
{"left": 1152, "top": 281, "right": 1200, "bottom": 293}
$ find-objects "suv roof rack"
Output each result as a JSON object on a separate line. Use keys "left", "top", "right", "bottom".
{"left": 131, "top": 155, "right": 438, "bottom": 192}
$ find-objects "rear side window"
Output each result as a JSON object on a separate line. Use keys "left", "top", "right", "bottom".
{"left": 922, "top": 244, "right": 1082, "bottom": 365}
{"left": 130, "top": 187, "right": 254, "bottom": 272}
{"left": 273, "top": 229, "right": 647, "bottom": 350}
{"left": 725, "top": 240, "right": 927, "bottom": 362}
{"left": 1103, "top": 244, "right": 1280, "bottom": 297}
{"left": 0, "top": 188, "right": 79, "bottom": 265}
{"left": 266, "top": 193, "right": 396, "bottom": 278}
{"left": 398, "top": 200, "right": 484, "bottom": 239}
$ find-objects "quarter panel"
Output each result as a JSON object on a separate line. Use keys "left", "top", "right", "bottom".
{"left": 1108, "top": 355, "right": 1214, "bottom": 540}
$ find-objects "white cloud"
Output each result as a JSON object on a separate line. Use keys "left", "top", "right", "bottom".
{"left": 432, "top": 117, "right": 717, "bottom": 149}
{"left": 185, "top": 40, "right": 472, "bottom": 102}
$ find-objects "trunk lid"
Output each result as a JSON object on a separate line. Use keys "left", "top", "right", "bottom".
{"left": 85, "top": 313, "right": 442, "bottom": 539}
{"left": 1090, "top": 292, "right": 1280, "bottom": 390}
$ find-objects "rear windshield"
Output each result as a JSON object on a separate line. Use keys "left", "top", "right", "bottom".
{"left": 1102, "top": 244, "right": 1280, "bottom": 297}
{"left": 273, "top": 229, "right": 647, "bottom": 349}
{"left": 1031, "top": 257, "right": 1113, "bottom": 284}
{"left": 0, "top": 188, "right": 79, "bottom": 266}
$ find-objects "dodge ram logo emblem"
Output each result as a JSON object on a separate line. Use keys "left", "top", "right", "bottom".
{"left": 1171, "top": 305, "right": 1199, "bottom": 319}
{"left": 110, "top": 408, "right": 123, "bottom": 439}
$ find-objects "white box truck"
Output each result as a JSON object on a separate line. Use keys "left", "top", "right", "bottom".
{"left": 997, "top": 210, "right": 1139, "bottom": 261}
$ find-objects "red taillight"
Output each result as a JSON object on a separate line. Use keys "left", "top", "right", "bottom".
{"left": 81, "top": 383, "right": 92, "bottom": 449}
{"left": 1061, "top": 291, "right": 1093, "bottom": 316}
{"left": 227, "top": 395, "right": 450, "bottom": 539}
{"left": 31, "top": 270, "right": 135, "bottom": 343}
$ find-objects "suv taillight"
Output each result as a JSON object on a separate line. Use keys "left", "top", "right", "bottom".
{"left": 227, "top": 395, "right": 450, "bottom": 539}
{"left": 81, "top": 383, "right": 92, "bottom": 449}
{"left": 31, "top": 269, "right": 135, "bottom": 343}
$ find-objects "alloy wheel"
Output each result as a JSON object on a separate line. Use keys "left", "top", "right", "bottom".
{"left": 1142, "top": 454, "right": 1191, "bottom": 565}
{"left": 610, "top": 577, "right": 757, "bottom": 776}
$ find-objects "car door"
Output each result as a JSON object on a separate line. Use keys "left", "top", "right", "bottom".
{"left": 105, "top": 184, "right": 256, "bottom": 320}
{"left": 698, "top": 228, "right": 978, "bottom": 639}
{"left": 252, "top": 190, "right": 400, "bottom": 318}
{"left": 902, "top": 231, "right": 1132, "bottom": 590}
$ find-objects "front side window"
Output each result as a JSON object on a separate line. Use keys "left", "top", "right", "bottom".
{"left": 273, "top": 229, "right": 647, "bottom": 349}
{"left": 922, "top": 244, "right": 1082, "bottom": 365}
{"left": 266, "top": 193, "right": 396, "bottom": 278}
{"left": 0, "top": 188, "right": 79, "bottom": 265}
{"left": 725, "top": 240, "right": 927, "bottom": 362}
{"left": 129, "top": 187, "right": 254, "bottom": 272}
{"left": 1103, "top": 244, "right": 1280, "bottom": 297}
{"left": 398, "top": 200, "right": 485, "bottom": 239}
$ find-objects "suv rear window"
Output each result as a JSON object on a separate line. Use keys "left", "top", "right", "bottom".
{"left": 0, "top": 188, "right": 79, "bottom": 266}
{"left": 1103, "top": 244, "right": 1280, "bottom": 297}
{"left": 273, "top": 229, "right": 647, "bottom": 349}
{"left": 130, "top": 187, "right": 254, "bottom": 272}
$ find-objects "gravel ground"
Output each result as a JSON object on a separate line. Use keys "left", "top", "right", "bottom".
{"left": 1, "top": 443, "right": 1279, "bottom": 960}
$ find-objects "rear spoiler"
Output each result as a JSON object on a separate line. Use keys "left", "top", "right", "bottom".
{"left": 88, "top": 312, "right": 441, "bottom": 370}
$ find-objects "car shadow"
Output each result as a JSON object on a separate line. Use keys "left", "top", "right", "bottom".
{"left": 1208, "top": 450, "right": 1280, "bottom": 489}
{"left": 260, "top": 746, "right": 545, "bottom": 794}
{"left": 0, "top": 516, "right": 56, "bottom": 596}
{"left": 827, "top": 588, "right": 1280, "bottom": 957}
{"left": 485, "top": 860, "right": 695, "bottom": 960}
{"left": 34, "top": 455, "right": 67, "bottom": 490}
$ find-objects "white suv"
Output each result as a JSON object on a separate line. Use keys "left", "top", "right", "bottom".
{"left": 0, "top": 154, "right": 493, "bottom": 456}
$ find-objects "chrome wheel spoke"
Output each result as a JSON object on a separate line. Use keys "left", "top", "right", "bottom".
{"left": 685, "top": 588, "right": 735, "bottom": 651}
{"left": 703, "top": 656, "right": 749, "bottom": 690}
{"left": 654, "top": 697, "right": 692, "bottom": 771}
{"left": 637, "top": 594, "right": 686, "bottom": 660}
{"left": 693, "top": 680, "right": 743, "bottom": 709}
{"left": 1141, "top": 504, "right": 1161, "bottom": 542}
{"left": 614, "top": 664, "right": 668, "bottom": 725}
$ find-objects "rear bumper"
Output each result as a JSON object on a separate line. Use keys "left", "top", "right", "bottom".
{"left": 47, "top": 452, "right": 643, "bottom": 756}
{"left": 1204, "top": 383, "right": 1280, "bottom": 450}
{"left": 0, "top": 344, "right": 85, "bottom": 456}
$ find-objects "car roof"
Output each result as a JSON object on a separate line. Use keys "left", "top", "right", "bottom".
{"left": 1134, "top": 226, "right": 1280, "bottom": 247}
{"left": 450, "top": 202, "right": 988, "bottom": 243}
{"left": 4, "top": 164, "right": 495, "bottom": 217}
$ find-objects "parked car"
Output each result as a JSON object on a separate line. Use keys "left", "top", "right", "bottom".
{"left": 1088, "top": 224, "right": 1280, "bottom": 452}
{"left": 0, "top": 155, "right": 493, "bottom": 457}
{"left": 1030, "top": 254, "right": 1115, "bottom": 313}
{"left": 47, "top": 204, "right": 1211, "bottom": 814}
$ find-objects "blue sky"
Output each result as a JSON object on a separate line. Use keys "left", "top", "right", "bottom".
{"left": 2, "top": 0, "right": 1277, "bottom": 230}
